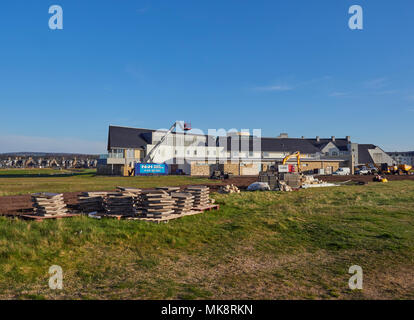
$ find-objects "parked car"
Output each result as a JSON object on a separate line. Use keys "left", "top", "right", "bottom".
{"left": 355, "top": 167, "right": 370, "bottom": 175}
{"left": 369, "top": 168, "right": 378, "bottom": 174}
{"left": 333, "top": 168, "right": 351, "bottom": 175}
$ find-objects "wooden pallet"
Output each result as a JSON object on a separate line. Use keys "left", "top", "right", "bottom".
{"left": 20, "top": 214, "right": 78, "bottom": 221}
{"left": 194, "top": 204, "right": 220, "bottom": 212}
{"left": 125, "top": 210, "right": 203, "bottom": 224}
{"left": 99, "top": 214, "right": 135, "bottom": 220}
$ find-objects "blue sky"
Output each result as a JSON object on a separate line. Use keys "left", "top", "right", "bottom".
{"left": 0, "top": 0, "right": 413, "bottom": 153}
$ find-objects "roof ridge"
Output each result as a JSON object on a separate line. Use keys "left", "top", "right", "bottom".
{"left": 109, "top": 125, "right": 155, "bottom": 131}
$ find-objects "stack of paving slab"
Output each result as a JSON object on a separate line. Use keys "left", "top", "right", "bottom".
{"left": 185, "top": 186, "right": 211, "bottom": 209}
{"left": 78, "top": 192, "right": 107, "bottom": 213}
{"left": 31, "top": 193, "right": 68, "bottom": 217}
{"left": 171, "top": 192, "right": 194, "bottom": 214}
{"left": 156, "top": 186, "right": 181, "bottom": 193}
{"left": 117, "top": 187, "right": 142, "bottom": 213}
{"left": 140, "top": 190, "right": 175, "bottom": 219}
{"left": 104, "top": 192, "right": 136, "bottom": 216}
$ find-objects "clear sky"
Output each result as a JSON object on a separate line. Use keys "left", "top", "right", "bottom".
{"left": 0, "top": 0, "right": 413, "bottom": 154}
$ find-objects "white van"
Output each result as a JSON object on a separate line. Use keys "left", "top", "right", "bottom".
{"left": 333, "top": 168, "right": 350, "bottom": 175}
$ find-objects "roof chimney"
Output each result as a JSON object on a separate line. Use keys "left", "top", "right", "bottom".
{"left": 316, "top": 136, "right": 320, "bottom": 142}
{"left": 301, "top": 136, "right": 305, "bottom": 139}
{"left": 331, "top": 136, "right": 336, "bottom": 142}
{"left": 346, "top": 136, "right": 351, "bottom": 142}
{"left": 277, "top": 133, "right": 289, "bottom": 138}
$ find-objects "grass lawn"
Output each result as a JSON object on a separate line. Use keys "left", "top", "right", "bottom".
{"left": 0, "top": 169, "right": 216, "bottom": 196}
{"left": 0, "top": 181, "right": 413, "bottom": 299}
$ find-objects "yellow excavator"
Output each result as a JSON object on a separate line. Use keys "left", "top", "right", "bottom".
{"left": 379, "top": 163, "right": 412, "bottom": 175}
{"left": 282, "top": 151, "right": 301, "bottom": 173}
{"left": 398, "top": 164, "right": 413, "bottom": 173}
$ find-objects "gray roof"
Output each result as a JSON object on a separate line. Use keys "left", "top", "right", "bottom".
{"left": 108, "top": 125, "right": 216, "bottom": 149}
{"left": 108, "top": 126, "right": 154, "bottom": 150}
{"left": 108, "top": 126, "right": 345, "bottom": 155}
{"left": 224, "top": 136, "right": 321, "bottom": 154}
{"left": 262, "top": 138, "right": 321, "bottom": 153}
{"left": 307, "top": 138, "right": 350, "bottom": 151}
{"left": 358, "top": 144, "right": 377, "bottom": 164}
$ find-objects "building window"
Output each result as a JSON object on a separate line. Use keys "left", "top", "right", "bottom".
{"left": 194, "top": 150, "right": 197, "bottom": 156}
{"left": 186, "top": 150, "right": 190, "bottom": 155}
{"left": 249, "top": 151, "right": 254, "bottom": 157}
{"left": 332, "top": 152, "right": 338, "bottom": 156}
{"left": 109, "top": 149, "right": 124, "bottom": 159}
{"left": 126, "top": 149, "right": 134, "bottom": 158}
{"left": 207, "top": 151, "right": 209, "bottom": 156}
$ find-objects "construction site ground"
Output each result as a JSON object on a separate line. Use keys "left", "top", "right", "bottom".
{"left": 0, "top": 179, "right": 413, "bottom": 299}
{"left": 1, "top": 172, "right": 414, "bottom": 216}
{"left": 0, "top": 176, "right": 253, "bottom": 216}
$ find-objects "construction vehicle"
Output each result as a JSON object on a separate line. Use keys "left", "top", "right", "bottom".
{"left": 378, "top": 163, "right": 413, "bottom": 175}
{"left": 281, "top": 151, "right": 301, "bottom": 173}
{"left": 258, "top": 151, "right": 302, "bottom": 190}
{"left": 210, "top": 170, "right": 232, "bottom": 180}
{"left": 398, "top": 164, "right": 413, "bottom": 174}
{"left": 142, "top": 121, "right": 191, "bottom": 164}
{"left": 373, "top": 174, "right": 388, "bottom": 183}
{"left": 378, "top": 163, "right": 391, "bottom": 174}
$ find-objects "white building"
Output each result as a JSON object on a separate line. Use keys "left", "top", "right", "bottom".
{"left": 101, "top": 126, "right": 358, "bottom": 176}
{"left": 387, "top": 151, "right": 414, "bottom": 166}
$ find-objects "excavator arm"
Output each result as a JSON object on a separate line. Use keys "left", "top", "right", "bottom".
{"left": 282, "top": 151, "right": 301, "bottom": 173}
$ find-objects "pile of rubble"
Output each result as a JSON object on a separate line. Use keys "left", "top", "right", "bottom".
{"left": 277, "top": 174, "right": 334, "bottom": 191}
{"left": 300, "top": 175, "right": 338, "bottom": 189}
{"left": 301, "top": 175, "right": 323, "bottom": 185}
{"left": 219, "top": 184, "right": 241, "bottom": 194}
{"left": 277, "top": 181, "right": 293, "bottom": 192}
{"left": 256, "top": 172, "right": 336, "bottom": 192}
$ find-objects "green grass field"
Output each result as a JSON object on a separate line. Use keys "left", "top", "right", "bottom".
{"left": 0, "top": 168, "right": 216, "bottom": 196}
{"left": 0, "top": 181, "right": 413, "bottom": 299}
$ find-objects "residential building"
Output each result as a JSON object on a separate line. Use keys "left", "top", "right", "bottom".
{"left": 100, "top": 125, "right": 358, "bottom": 176}
{"left": 387, "top": 151, "right": 414, "bottom": 166}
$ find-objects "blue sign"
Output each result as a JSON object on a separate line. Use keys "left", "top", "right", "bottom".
{"left": 135, "top": 163, "right": 169, "bottom": 175}
{"left": 97, "top": 159, "right": 107, "bottom": 165}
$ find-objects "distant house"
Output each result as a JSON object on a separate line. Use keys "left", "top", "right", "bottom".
{"left": 387, "top": 151, "right": 414, "bottom": 166}
{"left": 306, "top": 136, "right": 351, "bottom": 158}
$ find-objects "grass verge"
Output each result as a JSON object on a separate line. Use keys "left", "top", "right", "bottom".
{"left": 0, "top": 181, "right": 413, "bottom": 299}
